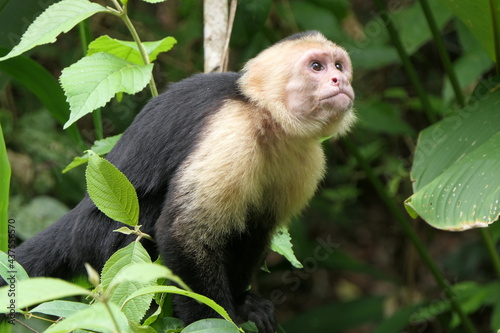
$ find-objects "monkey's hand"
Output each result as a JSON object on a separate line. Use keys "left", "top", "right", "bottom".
{"left": 236, "top": 292, "right": 276, "bottom": 333}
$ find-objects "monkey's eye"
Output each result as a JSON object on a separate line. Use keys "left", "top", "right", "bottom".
{"left": 335, "top": 62, "right": 344, "bottom": 71}
{"left": 310, "top": 62, "right": 324, "bottom": 72}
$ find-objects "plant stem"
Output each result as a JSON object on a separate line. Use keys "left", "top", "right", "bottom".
{"left": 78, "top": 21, "right": 104, "bottom": 140}
{"left": 418, "top": 0, "right": 465, "bottom": 108}
{"left": 103, "top": 301, "right": 121, "bottom": 333}
{"left": 342, "top": 138, "right": 478, "bottom": 333}
{"left": 489, "top": 0, "right": 500, "bottom": 74}
{"left": 110, "top": 0, "right": 158, "bottom": 97}
{"left": 93, "top": 109, "right": 104, "bottom": 140}
{"left": 373, "top": 0, "right": 437, "bottom": 124}
{"left": 479, "top": 228, "right": 500, "bottom": 280}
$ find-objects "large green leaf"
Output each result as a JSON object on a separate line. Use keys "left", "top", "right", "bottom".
{"left": 405, "top": 90, "right": 500, "bottom": 230}
{"left": 100, "top": 241, "right": 153, "bottom": 323}
{"left": 0, "top": 0, "right": 108, "bottom": 61}
{"left": 44, "top": 302, "right": 129, "bottom": 333}
{"left": 60, "top": 52, "right": 153, "bottom": 129}
{"left": 30, "top": 300, "right": 90, "bottom": 318}
{"left": 0, "top": 278, "right": 91, "bottom": 310}
{"left": 437, "top": 0, "right": 499, "bottom": 61}
{"left": 101, "top": 242, "right": 152, "bottom": 290}
{"left": 86, "top": 152, "right": 139, "bottom": 226}
{"left": 109, "top": 262, "right": 190, "bottom": 292}
{"left": 87, "top": 35, "right": 177, "bottom": 65}
{"left": 122, "top": 285, "right": 235, "bottom": 324}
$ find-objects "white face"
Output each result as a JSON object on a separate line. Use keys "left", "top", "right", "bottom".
{"left": 285, "top": 46, "right": 355, "bottom": 122}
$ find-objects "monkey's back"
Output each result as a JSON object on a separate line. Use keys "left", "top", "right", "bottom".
{"left": 14, "top": 72, "right": 245, "bottom": 278}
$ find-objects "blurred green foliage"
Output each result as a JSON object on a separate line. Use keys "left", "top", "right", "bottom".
{"left": 1, "top": 0, "right": 499, "bottom": 332}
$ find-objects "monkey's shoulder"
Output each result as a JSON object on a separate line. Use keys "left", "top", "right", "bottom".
{"left": 106, "top": 72, "right": 244, "bottom": 192}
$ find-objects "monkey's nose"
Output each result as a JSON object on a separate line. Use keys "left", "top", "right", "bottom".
{"left": 331, "top": 77, "right": 340, "bottom": 86}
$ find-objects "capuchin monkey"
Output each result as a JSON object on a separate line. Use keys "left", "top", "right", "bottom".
{"left": 9, "top": 31, "right": 355, "bottom": 332}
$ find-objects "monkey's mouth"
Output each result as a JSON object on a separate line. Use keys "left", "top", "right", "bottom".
{"left": 320, "top": 91, "right": 354, "bottom": 106}
{"left": 320, "top": 89, "right": 354, "bottom": 102}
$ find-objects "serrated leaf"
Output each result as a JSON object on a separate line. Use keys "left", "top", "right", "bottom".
{"left": 86, "top": 152, "right": 139, "bottom": 226}
{"left": 406, "top": 90, "right": 500, "bottom": 230}
{"left": 101, "top": 242, "right": 153, "bottom": 323}
{"left": 63, "top": 134, "right": 123, "bottom": 173}
{"left": 30, "top": 300, "right": 90, "bottom": 318}
{"left": 0, "top": 278, "right": 91, "bottom": 310}
{"left": 183, "top": 319, "right": 240, "bottom": 333}
{"left": 122, "top": 285, "right": 235, "bottom": 324}
{"left": 88, "top": 35, "right": 177, "bottom": 64}
{"left": 109, "top": 263, "right": 191, "bottom": 292}
{"left": 270, "top": 226, "right": 303, "bottom": 268}
{"left": 44, "top": 302, "right": 129, "bottom": 333}
{"left": 101, "top": 239, "right": 152, "bottom": 290}
{"left": 0, "top": 0, "right": 108, "bottom": 61}
{"left": 61, "top": 52, "right": 153, "bottom": 129}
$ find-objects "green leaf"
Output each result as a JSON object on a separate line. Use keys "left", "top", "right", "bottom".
{"left": 122, "top": 285, "right": 235, "bottom": 324}
{"left": 0, "top": 278, "right": 91, "bottom": 311}
{"left": 44, "top": 302, "right": 130, "bottom": 333}
{"left": 0, "top": 251, "right": 29, "bottom": 283}
{"left": 0, "top": 123, "right": 10, "bottom": 254}
{"left": 87, "top": 35, "right": 177, "bottom": 65}
{"left": 405, "top": 90, "right": 500, "bottom": 230}
{"left": 60, "top": 52, "right": 153, "bottom": 129}
{"left": 394, "top": 0, "right": 452, "bottom": 55}
{"left": 0, "top": 48, "right": 83, "bottom": 146}
{"left": 109, "top": 262, "right": 191, "bottom": 292}
{"left": 101, "top": 242, "right": 152, "bottom": 290}
{"left": 270, "top": 226, "right": 303, "bottom": 269}
{"left": 101, "top": 241, "right": 153, "bottom": 323}
{"left": 437, "top": 0, "right": 498, "bottom": 61}
{"left": 63, "top": 134, "right": 123, "bottom": 173}
{"left": 442, "top": 21, "right": 494, "bottom": 104}
{"left": 0, "top": 0, "right": 108, "bottom": 61}
{"left": 86, "top": 152, "right": 139, "bottom": 226}
{"left": 30, "top": 300, "right": 90, "bottom": 318}
{"left": 182, "top": 319, "right": 240, "bottom": 333}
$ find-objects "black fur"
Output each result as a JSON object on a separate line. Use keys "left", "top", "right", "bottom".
{"left": 10, "top": 72, "right": 276, "bottom": 332}
{"left": 278, "top": 30, "right": 322, "bottom": 43}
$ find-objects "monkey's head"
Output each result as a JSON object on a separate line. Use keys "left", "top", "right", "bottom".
{"left": 239, "top": 31, "right": 356, "bottom": 139}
